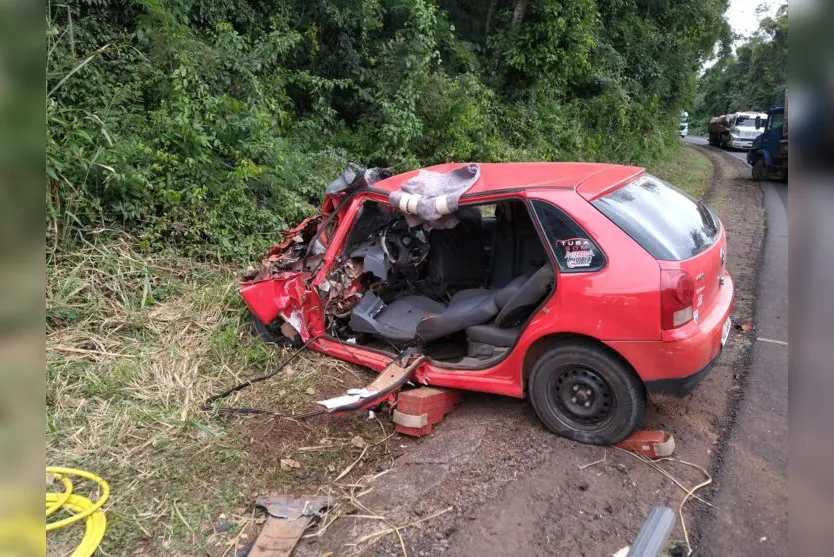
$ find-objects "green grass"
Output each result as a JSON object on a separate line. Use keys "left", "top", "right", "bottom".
{"left": 46, "top": 236, "right": 396, "bottom": 555}
{"left": 646, "top": 144, "right": 713, "bottom": 199}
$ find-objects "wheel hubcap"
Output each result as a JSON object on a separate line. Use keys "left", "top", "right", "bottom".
{"left": 553, "top": 367, "right": 614, "bottom": 425}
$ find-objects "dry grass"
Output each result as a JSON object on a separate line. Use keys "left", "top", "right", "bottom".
{"left": 46, "top": 232, "right": 397, "bottom": 555}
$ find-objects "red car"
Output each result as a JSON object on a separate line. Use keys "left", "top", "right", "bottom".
{"left": 241, "top": 162, "right": 733, "bottom": 444}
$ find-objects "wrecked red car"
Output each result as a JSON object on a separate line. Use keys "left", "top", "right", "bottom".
{"left": 240, "top": 162, "right": 733, "bottom": 444}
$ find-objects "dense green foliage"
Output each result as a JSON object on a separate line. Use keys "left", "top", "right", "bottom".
{"left": 693, "top": 4, "right": 787, "bottom": 132}
{"left": 47, "top": 0, "right": 728, "bottom": 258}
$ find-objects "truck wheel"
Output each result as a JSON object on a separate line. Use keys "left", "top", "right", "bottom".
{"left": 752, "top": 158, "right": 765, "bottom": 181}
{"left": 528, "top": 341, "right": 646, "bottom": 445}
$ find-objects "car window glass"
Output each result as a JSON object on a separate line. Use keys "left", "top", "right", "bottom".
{"left": 592, "top": 174, "right": 718, "bottom": 261}
{"left": 531, "top": 200, "right": 606, "bottom": 272}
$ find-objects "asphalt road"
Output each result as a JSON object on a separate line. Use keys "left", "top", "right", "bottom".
{"left": 687, "top": 138, "right": 789, "bottom": 555}
{"left": 685, "top": 134, "right": 749, "bottom": 163}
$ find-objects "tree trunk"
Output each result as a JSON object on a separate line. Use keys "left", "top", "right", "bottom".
{"left": 484, "top": 0, "right": 496, "bottom": 43}
{"left": 511, "top": 0, "right": 528, "bottom": 34}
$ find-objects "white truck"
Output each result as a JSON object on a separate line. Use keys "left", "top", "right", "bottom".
{"left": 678, "top": 111, "right": 689, "bottom": 137}
{"left": 708, "top": 111, "right": 768, "bottom": 150}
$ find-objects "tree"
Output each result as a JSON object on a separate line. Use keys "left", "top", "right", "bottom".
{"left": 47, "top": 0, "right": 731, "bottom": 257}
{"left": 693, "top": 4, "right": 787, "bottom": 128}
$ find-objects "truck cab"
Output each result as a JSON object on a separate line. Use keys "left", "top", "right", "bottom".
{"left": 747, "top": 105, "right": 787, "bottom": 180}
{"left": 727, "top": 112, "right": 768, "bottom": 150}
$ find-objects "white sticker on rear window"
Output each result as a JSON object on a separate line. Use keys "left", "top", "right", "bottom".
{"left": 557, "top": 238, "right": 595, "bottom": 269}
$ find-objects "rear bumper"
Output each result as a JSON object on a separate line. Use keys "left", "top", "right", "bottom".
{"left": 644, "top": 349, "right": 720, "bottom": 395}
{"left": 606, "top": 273, "right": 733, "bottom": 393}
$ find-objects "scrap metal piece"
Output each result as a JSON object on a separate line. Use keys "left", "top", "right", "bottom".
{"left": 250, "top": 495, "right": 334, "bottom": 557}
{"left": 315, "top": 355, "right": 426, "bottom": 413}
{"left": 255, "top": 495, "right": 333, "bottom": 521}
{"left": 322, "top": 258, "right": 366, "bottom": 318}
{"left": 240, "top": 272, "right": 323, "bottom": 341}
{"left": 259, "top": 214, "right": 324, "bottom": 275}
{"left": 316, "top": 388, "right": 379, "bottom": 410}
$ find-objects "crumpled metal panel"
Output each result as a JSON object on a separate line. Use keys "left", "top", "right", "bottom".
{"left": 240, "top": 271, "right": 324, "bottom": 341}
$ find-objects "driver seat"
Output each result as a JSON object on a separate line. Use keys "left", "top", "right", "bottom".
{"left": 349, "top": 265, "right": 554, "bottom": 344}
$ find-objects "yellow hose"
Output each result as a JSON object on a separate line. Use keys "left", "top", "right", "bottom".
{"left": 46, "top": 467, "right": 109, "bottom": 557}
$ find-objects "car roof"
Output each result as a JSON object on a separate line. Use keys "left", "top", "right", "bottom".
{"left": 371, "top": 162, "right": 644, "bottom": 201}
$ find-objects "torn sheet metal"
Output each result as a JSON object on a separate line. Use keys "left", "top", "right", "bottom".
{"left": 240, "top": 271, "right": 324, "bottom": 341}
{"left": 266, "top": 214, "right": 322, "bottom": 258}
{"left": 316, "top": 388, "right": 379, "bottom": 410}
{"left": 315, "top": 355, "right": 426, "bottom": 413}
{"left": 321, "top": 259, "right": 366, "bottom": 318}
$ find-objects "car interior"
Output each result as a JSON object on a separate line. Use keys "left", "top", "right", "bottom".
{"left": 324, "top": 199, "right": 556, "bottom": 368}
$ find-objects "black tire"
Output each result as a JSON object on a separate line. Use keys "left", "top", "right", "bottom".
{"left": 528, "top": 341, "right": 645, "bottom": 445}
{"left": 752, "top": 158, "right": 765, "bottom": 181}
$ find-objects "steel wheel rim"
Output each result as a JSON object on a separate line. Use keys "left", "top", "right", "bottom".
{"left": 547, "top": 365, "right": 616, "bottom": 430}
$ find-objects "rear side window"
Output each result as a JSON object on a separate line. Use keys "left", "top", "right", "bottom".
{"left": 592, "top": 174, "right": 719, "bottom": 261}
{"left": 531, "top": 200, "right": 606, "bottom": 272}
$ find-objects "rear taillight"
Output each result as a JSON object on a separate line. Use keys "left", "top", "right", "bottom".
{"left": 661, "top": 270, "right": 695, "bottom": 330}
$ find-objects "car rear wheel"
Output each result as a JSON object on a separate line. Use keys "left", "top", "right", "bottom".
{"left": 528, "top": 342, "right": 645, "bottom": 445}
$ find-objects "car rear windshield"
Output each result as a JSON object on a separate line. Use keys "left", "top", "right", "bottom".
{"left": 591, "top": 174, "right": 719, "bottom": 261}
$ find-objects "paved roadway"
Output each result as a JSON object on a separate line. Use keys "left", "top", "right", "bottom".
{"left": 686, "top": 135, "right": 789, "bottom": 556}
{"left": 685, "top": 134, "right": 749, "bottom": 162}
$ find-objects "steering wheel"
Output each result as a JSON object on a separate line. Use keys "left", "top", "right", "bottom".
{"left": 381, "top": 219, "right": 430, "bottom": 267}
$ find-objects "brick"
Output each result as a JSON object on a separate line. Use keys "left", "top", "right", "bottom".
{"left": 393, "top": 387, "right": 462, "bottom": 437}
{"left": 615, "top": 430, "right": 675, "bottom": 458}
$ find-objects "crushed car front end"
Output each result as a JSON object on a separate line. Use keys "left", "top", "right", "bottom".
{"left": 239, "top": 164, "right": 395, "bottom": 344}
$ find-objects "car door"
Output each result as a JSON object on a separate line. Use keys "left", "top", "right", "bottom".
{"left": 527, "top": 190, "right": 661, "bottom": 341}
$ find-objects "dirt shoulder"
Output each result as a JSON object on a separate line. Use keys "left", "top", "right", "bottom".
{"left": 293, "top": 147, "right": 765, "bottom": 557}
{"left": 688, "top": 150, "right": 788, "bottom": 556}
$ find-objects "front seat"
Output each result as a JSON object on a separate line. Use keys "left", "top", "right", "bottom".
{"left": 425, "top": 206, "right": 485, "bottom": 293}
{"left": 465, "top": 262, "right": 555, "bottom": 347}
{"left": 349, "top": 265, "right": 553, "bottom": 344}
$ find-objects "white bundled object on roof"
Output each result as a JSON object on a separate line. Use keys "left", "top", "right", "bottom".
{"left": 389, "top": 163, "right": 480, "bottom": 229}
